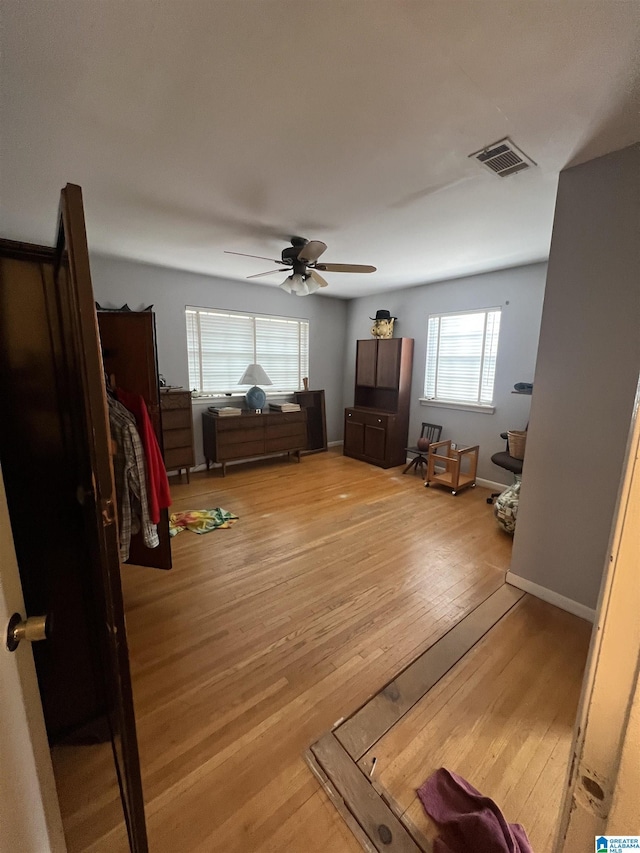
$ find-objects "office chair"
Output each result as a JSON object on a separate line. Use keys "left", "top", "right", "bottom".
{"left": 403, "top": 422, "right": 443, "bottom": 476}
{"left": 487, "top": 432, "right": 524, "bottom": 503}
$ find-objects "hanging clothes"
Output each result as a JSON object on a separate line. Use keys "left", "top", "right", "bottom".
{"left": 115, "top": 387, "right": 171, "bottom": 524}
{"left": 108, "top": 396, "right": 159, "bottom": 562}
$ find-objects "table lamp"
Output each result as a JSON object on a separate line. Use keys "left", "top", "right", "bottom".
{"left": 238, "top": 363, "right": 273, "bottom": 412}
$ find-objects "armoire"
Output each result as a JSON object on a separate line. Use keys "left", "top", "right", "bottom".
{"left": 343, "top": 337, "right": 414, "bottom": 468}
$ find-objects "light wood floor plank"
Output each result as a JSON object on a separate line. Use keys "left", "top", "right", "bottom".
{"left": 362, "top": 596, "right": 591, "bottom": 852}
{"left": 52, "top": 449, "right": 511, "bottom": 851}
{"left": 335, "top": 585, "right": 523, "bottom": 760}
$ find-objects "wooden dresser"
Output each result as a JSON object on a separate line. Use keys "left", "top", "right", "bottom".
{"left": 202, "top": 410, "right": 307, "bottom": 476}
{"left": 160, "top": 390, "right": 195, "bottom": 481}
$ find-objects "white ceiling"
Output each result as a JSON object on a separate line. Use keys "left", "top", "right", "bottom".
{"left": 1, "top": 1, "right": 639, "bottom": 298}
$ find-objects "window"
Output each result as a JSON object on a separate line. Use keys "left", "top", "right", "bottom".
{"left": 185, "top": 306, "right": 309, "bottom": 395}
{"left": 423, "top": 308, "right": 501, "bottom": 407}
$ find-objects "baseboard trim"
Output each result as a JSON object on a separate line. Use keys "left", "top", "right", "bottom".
{"left": 328, "top": 440, "right": 343, "bottom": 448}
{"left": 506, "top": 572, "right": 596, "bottom": 623}
{"left": 477, "top": 476, "right": 509, "bottom": 492}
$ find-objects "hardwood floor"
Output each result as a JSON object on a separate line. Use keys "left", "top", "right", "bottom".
{"left": 361, "top": 596, "right": 592, "bottom": 852}
{"left": 53, "top": 449, "right": 512, "bottom": 851}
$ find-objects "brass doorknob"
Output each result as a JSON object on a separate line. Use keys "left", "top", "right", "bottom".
{"left": 6, "top": 612, "right": 49, "bottom": 652}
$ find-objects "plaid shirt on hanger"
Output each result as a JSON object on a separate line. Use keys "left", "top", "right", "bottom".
{"left": 108, "top": 397, "right": 159, "bottom": 562}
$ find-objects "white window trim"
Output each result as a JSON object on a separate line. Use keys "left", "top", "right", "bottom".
{"left": 423, "top": 306, "right": 502, "bottom": 408}
{"left": 185, "top": 305, "right": 309, "bottom": 396}
{"left": 419, "top": 398, "right": 495, "bottom": 414}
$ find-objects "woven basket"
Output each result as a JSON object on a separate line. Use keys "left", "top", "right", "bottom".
{"left": 508, "top": 430, "right": 527, "bottom": 460}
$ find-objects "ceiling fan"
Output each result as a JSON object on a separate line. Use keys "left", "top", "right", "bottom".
{"left": 225, "top": 236, "right": 376, "bottom": 296}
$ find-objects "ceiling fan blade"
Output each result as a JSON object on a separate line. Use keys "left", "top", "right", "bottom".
{"left": 309, "top": 270, "right": 330, "bottom": 288}
{"left": 246, "top": 268, "right": 289, "bottom": 279}
{"left": 225, "top": 250, "right": 283, "bottom": 264}
{"left": 297, "top": 240, "right": 327, "bottom": 263}
{"left": 315, "top": 263, "right": 376, "bottom": 274}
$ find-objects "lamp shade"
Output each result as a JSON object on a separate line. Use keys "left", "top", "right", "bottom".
{"left": 237, "top": 363, "right": 273, "bottom": 387}
{"left": 238, "top": 363, "right": 272, "bottom": 411}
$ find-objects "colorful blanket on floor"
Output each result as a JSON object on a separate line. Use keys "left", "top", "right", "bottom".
{"left": 169, "top": 508, "right": 239, "bottom": 537}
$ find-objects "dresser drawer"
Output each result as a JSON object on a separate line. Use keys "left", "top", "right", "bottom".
{"left": 160, "top": 392, "right": 191, "bottom": 410}
{"left": 217, "top": 426, "right": 264, "bottom": 447}
{"left": 345, "top": 408, "right": 392, "bottom": 428}
{"left": 275, "top": 412, "right": 306, "bottom": 425}
{"left": 266, "top": 421, "right": 307, "bottom": 440}
{"left": 219, "top": 439, "right": 266, "bottom": 460}
{"left": 162, "top": 408, "right": 191, "bottom": 430}
{"left": 164, "top": 447, "right": 194, "bottom": 469}
{"left": 215, "top": 414, "right": 266, "bottom": 431}
{"left": 267, "top": 430, "right": 306, "bottom": 452}
{"left": 163, "top": 428, "right": 193, "bottom": 450}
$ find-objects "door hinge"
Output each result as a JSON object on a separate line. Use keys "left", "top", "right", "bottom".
{"left": 101, "top": 498, "right": 116, "bottom": 525}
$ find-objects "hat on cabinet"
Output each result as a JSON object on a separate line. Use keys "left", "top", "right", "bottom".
{"left": 369, "top": 309, "right": 397, "bottom": 321}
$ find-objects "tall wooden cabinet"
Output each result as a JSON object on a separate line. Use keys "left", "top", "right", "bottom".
{"left": 344, "top": 337, "right": 414, "bottom": 468}
{"left": 160, "top": 390, "right": 195, "bottom": 481}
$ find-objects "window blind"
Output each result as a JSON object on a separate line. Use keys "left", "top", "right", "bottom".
{"left": 424, "top": 308, "right": 501, "bottom": 406}
{"left": 186, "top": 307, "right": 309, "bottom": 394}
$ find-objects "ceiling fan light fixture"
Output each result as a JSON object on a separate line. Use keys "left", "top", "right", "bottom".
{"left": 280, "top": 273, "right": 319, "bottom": 297}
{"left": 295, "top": 277, "right": 320, "bottom": 297}
{"left": 229, "top": 237, "right": 377, "bottom": 295}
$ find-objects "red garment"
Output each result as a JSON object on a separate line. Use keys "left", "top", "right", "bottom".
{"left": 116, "top": 388, "right": 171, "bottom": 524}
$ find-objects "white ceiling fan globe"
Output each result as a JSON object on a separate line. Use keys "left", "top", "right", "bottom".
{"left": 279, "top": 273, "right": 321, "bottom": 296}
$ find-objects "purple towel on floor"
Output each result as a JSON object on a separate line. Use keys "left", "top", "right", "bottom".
{"left": 417, "top": 768, "right": 534, "bottom": 853}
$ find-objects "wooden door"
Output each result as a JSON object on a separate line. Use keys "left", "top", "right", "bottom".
{"left": 363, "top": 424, "right": 386, "bottom": 462}
{"left": 375, "top": 338, "right": 402, "bottom": 389}
{"left": 0, "top": 249, "right": 109, "bottom": 738}
{"left": 98, "top": 311, "right": 172, "bottom": 570}
{"left": 0, "top": 185, "right": 148, "bottom": 851}
{"left": 57, "top": 183, "right": 148, "bottom": 851}
{"left": 355, "top": 339, "right": 377, "bottom": 387}
{"left": 0, "top": 464, "right": 66, "bottom": 850}
{"left": 344, "top": 417, "right": 365, "bottom": 456}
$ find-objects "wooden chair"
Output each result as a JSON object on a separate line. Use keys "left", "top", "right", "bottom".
{"left": 403, "top": 422, "right": 443, "bottom": 476}
{"left": 425, "top": 440, "right": 479, "bottom": 495}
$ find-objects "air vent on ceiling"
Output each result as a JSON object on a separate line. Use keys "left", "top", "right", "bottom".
{"left": 469, "top": 138, "right": 536, "bottom": 177}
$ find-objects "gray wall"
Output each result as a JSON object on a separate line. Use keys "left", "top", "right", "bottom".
{"left": 343, "top": 264, "right": 547, "bottom": 484}
{"left": 511, "top": 144, "right": 640, "bottom": 609}
{"left": 90, "top": 255, "right": 349, "bottom": 464}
